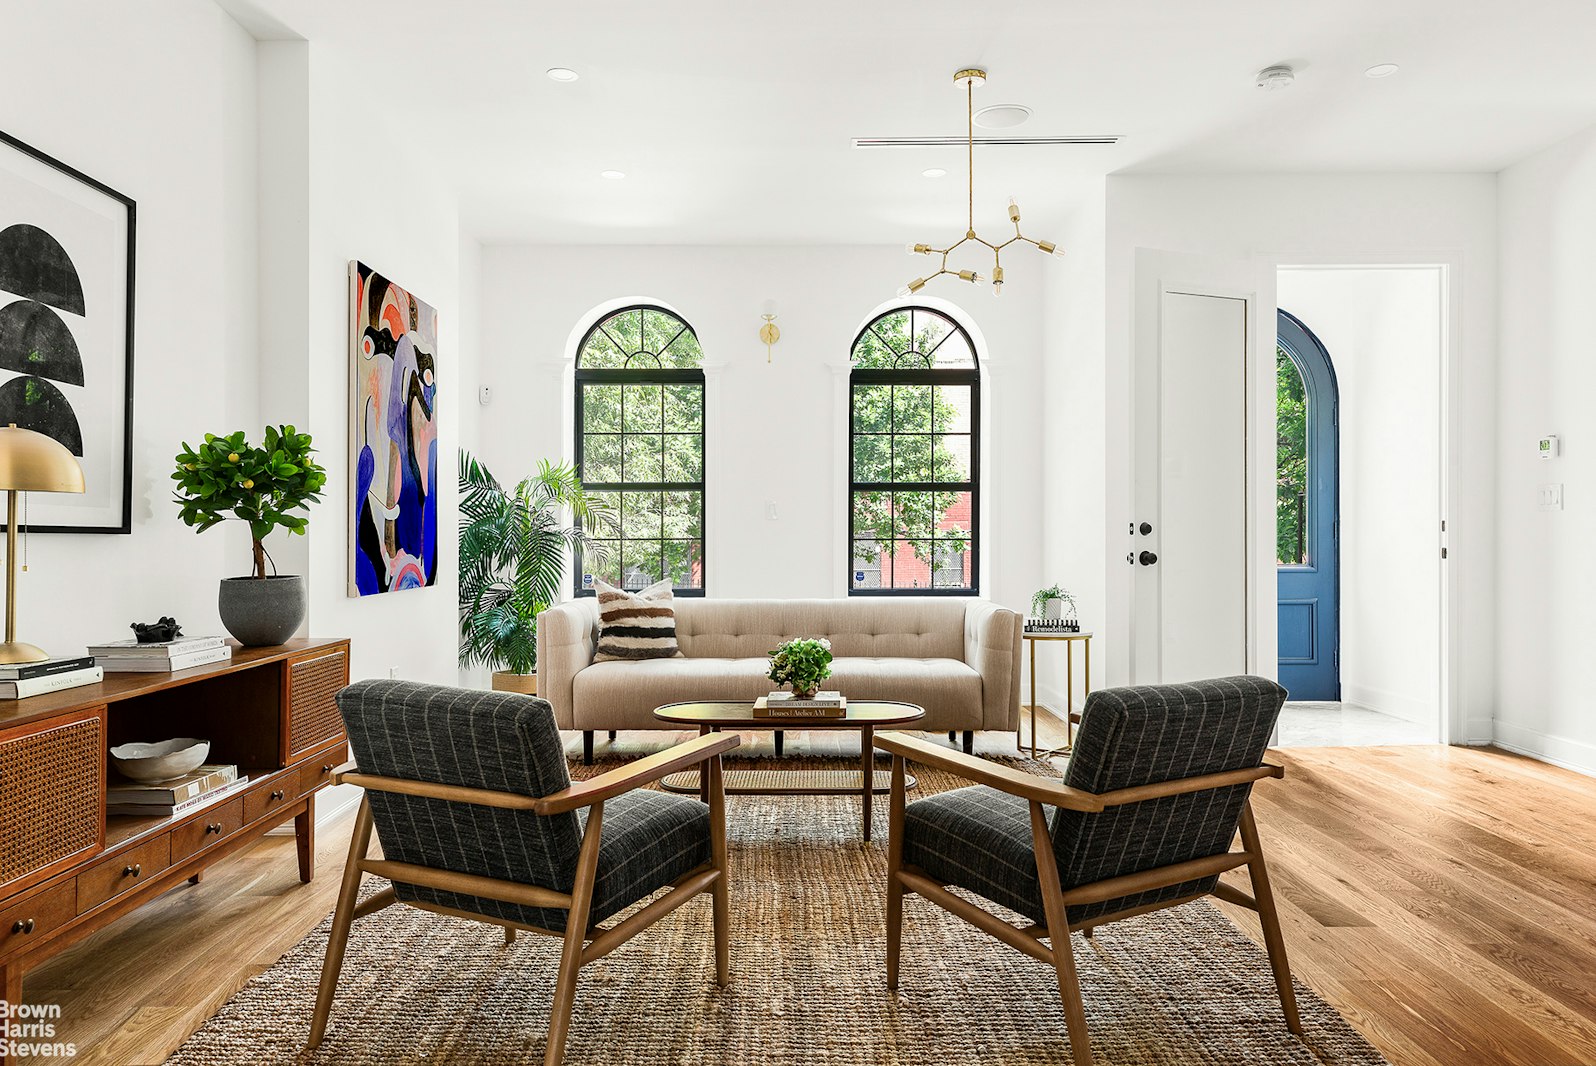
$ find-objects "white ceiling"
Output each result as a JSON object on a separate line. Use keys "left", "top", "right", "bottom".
{"left": 225, "top": 0, "right": 1596, "bottom": 245}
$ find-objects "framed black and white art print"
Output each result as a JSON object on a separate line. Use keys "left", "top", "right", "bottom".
{"left": 0, "top": 129, "right": 135, "bottom": 534}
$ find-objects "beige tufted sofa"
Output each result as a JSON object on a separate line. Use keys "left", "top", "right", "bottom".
{"left": 537, "top": 597, "right": 1022, "bottom": 759}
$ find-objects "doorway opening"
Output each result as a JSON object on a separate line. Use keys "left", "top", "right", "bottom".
{"left": 1274, "top": 267, "right": 1444, "bottom": 746}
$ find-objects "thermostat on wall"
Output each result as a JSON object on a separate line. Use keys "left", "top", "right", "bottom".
{"left": 1538, "top": 434, "right": 1560, "bottom": 459}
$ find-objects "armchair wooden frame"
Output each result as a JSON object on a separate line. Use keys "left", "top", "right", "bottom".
{"left": 874, "top": 731, "right": 1300, "bottom": 1066}
{"left": 308, "top": 732, "right": 739, "bottom": 1066}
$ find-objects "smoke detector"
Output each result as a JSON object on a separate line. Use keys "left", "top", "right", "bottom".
{"left": 1255, "top": 65, "right": 1296, "bottom": 91}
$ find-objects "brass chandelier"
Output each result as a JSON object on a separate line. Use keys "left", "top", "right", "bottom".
{"left": 900, "top": 68, "right": 1062, "bottom": 298}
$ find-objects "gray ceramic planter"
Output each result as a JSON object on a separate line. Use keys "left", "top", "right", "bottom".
{"left": 218, "top": 575, "right": 307, "bottom": 646}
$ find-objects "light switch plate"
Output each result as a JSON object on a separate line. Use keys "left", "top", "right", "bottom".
{"left": 1539, "top": 483, "right": 1564, "bottom": 511}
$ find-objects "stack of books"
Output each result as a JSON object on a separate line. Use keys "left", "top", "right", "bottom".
{"left": 87, "top": 635, "right": 232, "bottom": 673}
{"left": 754, "top": 690, "right": 848, "bottom": 718}
{"left": 0, "top": 656, "right": 104, "bottom": 699}
{"left": 107, "top": 764, "right": 250, "bottom": 818}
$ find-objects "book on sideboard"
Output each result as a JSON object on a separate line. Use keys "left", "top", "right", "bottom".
{"left": 107, "top": 764, "right": 239, "bottom": 806}
{"left": 0, "top": 655, "right": 96, "bottom": 681}
{"left": 96, "top": 646, "right": 233, "bottom": 673}
{"left": 85, "top": 635, "right": 227, "bottom": 657}
{"left": 106, "top": 773, "right": 252, "bottom": 818}
{"left": 0, "top": 665, "right": 104, "bottom": 700}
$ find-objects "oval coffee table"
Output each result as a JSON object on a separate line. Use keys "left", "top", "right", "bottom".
{"left": 652, "top": 700, "right": 926, "bottom": 841}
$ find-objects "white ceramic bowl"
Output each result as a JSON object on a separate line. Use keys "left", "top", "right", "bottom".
{"left": 110, "top": 738, "right": 210, "bottom": 783}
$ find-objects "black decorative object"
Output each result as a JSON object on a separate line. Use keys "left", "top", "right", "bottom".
{"left": 0, "top": 129, "right": 135, "bottom": 534}
{"left": 131, "top": 617, "right": 183, "bottom": 643}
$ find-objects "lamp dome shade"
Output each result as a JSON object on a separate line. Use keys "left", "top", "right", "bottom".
{"left": 0, "top": 425, "right": 85, "bottom": 492}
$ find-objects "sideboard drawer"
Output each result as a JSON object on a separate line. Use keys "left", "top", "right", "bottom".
{"left": 298, "top": 742, "right": 348, "bottom": 796}
{"left": 170, "top": 798, "right": 245, "bottom": 863}
{"left": 285, "top": 649, "right": 349, "bottom": 760}
{"left": 243, "top": 771, "right": 297, "bottom": 824}
{"left": 0, "top": 709, "right": 106, "bottom": 897}
{"left": 0, "top": 880, "right": 76, "bottom": 960}
{"left": 77, "top": 835, "right": 171, "bottom": 914}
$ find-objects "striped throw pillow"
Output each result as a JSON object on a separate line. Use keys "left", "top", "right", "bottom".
{"left": 594, "top": 579, "right": 682, "bottom": 661}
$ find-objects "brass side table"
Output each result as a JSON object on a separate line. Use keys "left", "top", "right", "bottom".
{"left": 1022, "top": 630, "right": 1092, "bottom": 758}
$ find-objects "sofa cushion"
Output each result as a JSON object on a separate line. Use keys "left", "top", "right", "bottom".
{"left": 594, "top": 579, "right": 681, "bottom": 662}
{"left": 673, "top": 598, "right": 966, "bottom": 660}
{"left": 572, "top": 655, "right": 983, "bottom": 730}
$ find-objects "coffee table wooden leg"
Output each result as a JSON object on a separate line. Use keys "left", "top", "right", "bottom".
{"left": 862, "top": 724, "right": 874, "bottom": 842}
{"left": 700, "top": 725, "right": 712, "bottom": 803}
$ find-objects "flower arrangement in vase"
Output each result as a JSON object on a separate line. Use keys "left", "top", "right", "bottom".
{"left": 766, "top": 638, "right": 833, "bottom": 699}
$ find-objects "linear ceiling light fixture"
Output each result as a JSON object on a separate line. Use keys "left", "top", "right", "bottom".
{"left": 900, "top": 69, "right": 1061, "bottom": 298}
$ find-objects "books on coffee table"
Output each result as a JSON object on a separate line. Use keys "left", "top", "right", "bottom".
{"left": 754, "top": 691, "right": 847, "bottom": 718}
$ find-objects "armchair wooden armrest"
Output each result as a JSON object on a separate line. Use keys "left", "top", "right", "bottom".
{"left": 872, "top": 733, "right": 1284, "bottom": 812}
{"left": 873, "top": 731, "right": 1106, "bottom": 811}
{"left": 534, "top": 732, "right": 740, "bottom": 814}
{"left": 335, "top": 732, "right": 741, "bottom": 816}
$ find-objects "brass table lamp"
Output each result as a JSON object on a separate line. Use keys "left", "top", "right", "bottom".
{"left": 0, "top": 425, "right": 86, "bottom": 664}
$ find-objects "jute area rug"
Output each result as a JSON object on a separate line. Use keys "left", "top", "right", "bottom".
{"left": 168, "top": 753, "right": 1386, "bottom": 1065}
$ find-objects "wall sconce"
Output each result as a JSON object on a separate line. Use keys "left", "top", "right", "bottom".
{"left": 758, "top": 299, "right": 780, "bottom": 363}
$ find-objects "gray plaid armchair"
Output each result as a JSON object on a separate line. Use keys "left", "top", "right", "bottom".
{"left": 308, "top": 680, "right": 737, "bottom": 1066}
{"left": 876, "top": 675, "right": 1300, "bottom": 1066}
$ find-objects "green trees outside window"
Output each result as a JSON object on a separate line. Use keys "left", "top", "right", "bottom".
{"left": 849, "top": 307, "right": 979, "bottom": 593}
{"left": 574, "top": 306, "right": 705, "bottom": 594}
{"left": 1276, "top": 346, "right": 1310, "bottom": 565}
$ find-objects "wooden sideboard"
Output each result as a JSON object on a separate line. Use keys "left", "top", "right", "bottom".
{"left": 0, "top": 637, "right": 350, "bottom": 1034}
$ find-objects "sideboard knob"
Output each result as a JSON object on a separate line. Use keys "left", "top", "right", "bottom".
{"left": 270, "top": 789, "right": 286, "bottom": 801}
{"left": 206, "top": 823, "right": 222, "bottom": 835}
{"left": 123, "top": 863, "right": 142, "bottom": 878}
{"left": 321, "top": 765, "right": 334, "bottom": 774}
{"left": 11, "top": 918, "right": 35, "bottom": 934}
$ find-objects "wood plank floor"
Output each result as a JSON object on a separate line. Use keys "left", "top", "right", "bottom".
{"left": 20, "top": 713, "right": 1596, "bottom": 1065}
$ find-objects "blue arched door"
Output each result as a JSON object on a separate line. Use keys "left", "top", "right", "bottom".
{"left": 1276, "top": 310, "right": 1339, "bottom": 700}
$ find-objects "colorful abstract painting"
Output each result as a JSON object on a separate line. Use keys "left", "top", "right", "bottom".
{"left": 348, "top": 261, "right": 438, "bottom": 596}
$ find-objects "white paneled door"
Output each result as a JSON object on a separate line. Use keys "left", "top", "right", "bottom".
{"left": 1130, "top": 250, "right": 1273, "bottom": 685}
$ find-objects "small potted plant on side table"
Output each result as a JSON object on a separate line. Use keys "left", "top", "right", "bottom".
{"left": 172, "top": 426, "right": 326, "bottom": 646}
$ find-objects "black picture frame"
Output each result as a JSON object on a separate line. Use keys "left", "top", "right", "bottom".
{"left": 0, "top": 128, "right": 136, "bottom": 535}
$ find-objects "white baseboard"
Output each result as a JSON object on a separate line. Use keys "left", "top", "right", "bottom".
{"left": 1490, "top": 720, "right": 1596, "bottom": 779}
{"left": 1341, "top": 681, "right": 1437, "bottom": 725}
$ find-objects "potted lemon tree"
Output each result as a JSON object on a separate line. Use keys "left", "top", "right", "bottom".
{"left": 458, "top": 451, "right": 613, "bottom": 693}
{"left": 172, "top": 426, "right": 327, "bottom": 646}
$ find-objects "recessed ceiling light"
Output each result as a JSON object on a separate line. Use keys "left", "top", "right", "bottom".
{"left": 922, "top": 167, "right": 948, "bottom": 179}
{"left": 1364, "top": 63, "right": 1400, "bottom": 79}
{"left": 973, "top": 104, "right": 1032, "bottom": 129}
{"left": 600, "top": 170, "right": 626, "bottom": 180}
{"left": 546, "top": 67, "right": 580, "bottom": 83}
{"left": 1254, "top": 65, "right": 1296, "bottom": 91}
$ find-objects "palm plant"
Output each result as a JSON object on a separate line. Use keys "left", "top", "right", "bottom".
{"left": 458, "top": 451, "right": 614, "bottom": 678}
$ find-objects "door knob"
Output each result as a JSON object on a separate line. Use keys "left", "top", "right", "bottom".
{"left": 1139, "top": 522, "right": 1153, "bottom": 535}
{"left": 1138, "top": 551, "right": 1159, "bottom": 566}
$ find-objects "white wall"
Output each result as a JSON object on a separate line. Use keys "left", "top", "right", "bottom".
{"left": 1036, "top": 187, "right": 1107, "bottom": 715}
{"left": 1095, "top": 174, "right": 1498, "bottom": 742}
{"left": 1495, "top": 123, "right": 1596, "bottom": 775}
{"left": 472, "top": 245, "right": 1046, "bottom": 617}
{"left": 1277, "top": 268, "right": 1443, "bottom": 729}
{"left": 3, "top": 0, "right": 259, "bottom": 653}
{"left": 301, "top": 42, "right": 461, "bottom": 686}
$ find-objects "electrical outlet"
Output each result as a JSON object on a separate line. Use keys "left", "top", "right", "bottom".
{"left": 1538, "top": 484, "right": 1564, "bottom": 511}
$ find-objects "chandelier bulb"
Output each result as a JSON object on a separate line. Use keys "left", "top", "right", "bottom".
{"left": 957, "top": 269, "right": 982, "bottom": 284}
{"left": 1008, "top": 198, "right": 1021, "bottom": 224}
{"left": 906, "top": 242, "right": 933, "bottom": 256}
{"left": 899, "top": 277, "right": 929, "bottom": 297}
{"left": 1036, "top": 239, "right": 1061, "bottom": 256}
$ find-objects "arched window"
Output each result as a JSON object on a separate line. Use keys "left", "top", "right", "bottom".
{"left": 848, "top": 306, "right": 979, "bottom": 594}
{"left": 573, "top": 304, "right": 704, "bottom": 596}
